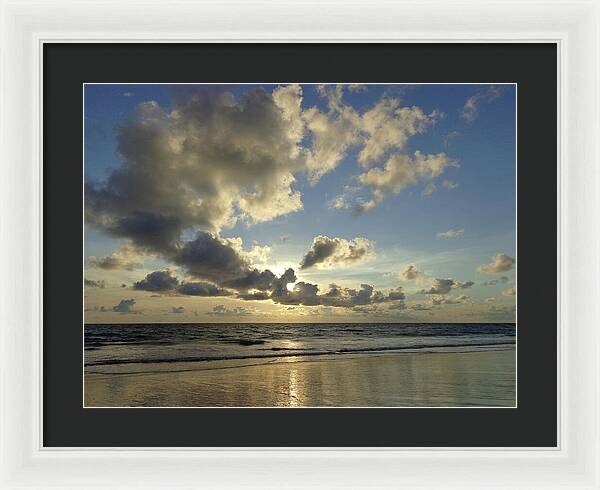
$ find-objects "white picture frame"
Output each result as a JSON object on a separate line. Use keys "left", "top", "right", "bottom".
{"left": 1, "top": 0, "right": 598, "bottom": 488}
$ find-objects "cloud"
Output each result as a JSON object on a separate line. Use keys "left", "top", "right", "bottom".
{"left": 112, "top": 298, "right": 137, "bottom": 313}
{"left": 206, "top": 304, "right": 252, "bottom": 316}
{"left": 86, "top": 87, "right": 309, "bottom": 252}
{"left": 442, "top": 180, "right": 459, "bottom": 190}
{"left": 246, "top": 244, "right": 271, "bottom": 264}
{"left": 132, "top": 268, "right": 232, "bottom": 297}
{"left": 85, "top": 305, "right": 108, "bottom": 312}
{"left": 133, "top": 270, "right": 179, "bottom": 291}
{"left": 387, "top": 287, "right": 406, "bottom": 301}
{"left": 436, "top": 229, "right": 464, "bottom": 239}
{"left": 461, "top": 86, "right": 503, "bottom": 122}
{"left": 271, "top": 282, "right": 399, "bottom": 308}
{"left": 176, "top": 282, "right": 232, "bottom": 297}
{"left": 421, "top": 278, "right": 474, "bottom": 295}
{"left": 279, "top": 234, "right": 290, "bottom": 243}
{"left": 355, "top": 151, "right": 458, "bottom": 212}
{"left": 303, "top": 85, "right": 442, "bottom": 183}
{"left": 88, "top": 244, "right": 144, "bottom": 271}
{"left": 430, "top": 294, "right": 470, "bottom": 305}
{"left": 482, "top": 276, "right": 509, "bottom": 286}
{"left": 485, "top": 297, "right": 497, "bottom": 303}
{"left": 347, "top": 84, "right": 367, "bottom": 93}
{"left": 238, "top": 278, "right": 406, "bottom": 310}
{"left": 237, "top": 291, "right": 271, "bottom": 301}
{"left": 502, "top": 287, "right": 516, "bottom": 296}
{"left": 84, "top": 278, "right": 105, "bottom": 288}
{"left": 410, "top": 303, "right": 432, "bottom": 311}
{"left": 400, "top": 265, "right": 423, "bottom": 281}
{"left": 299, "top": 235, "right": 375, "bottom": 270}
{"left": 477, "top": 254, "right": 515, "bottom": 274}
{"left": 171, "top": 306, "right": 185, "bottom": 314}
{"left": 421, "top": 183, "right": 436, "bottom": 197}
{"left": 123, "top": 92, "right": 133, "bottom": 97}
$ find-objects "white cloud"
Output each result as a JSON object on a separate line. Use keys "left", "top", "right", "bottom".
{"left": 477, "top": 254, "right": 515, "bottom": 274}
{"left": 461, "top": 86, "right": 503, "bottom": 122}
{"left": 355, "top": 151, "right": 458, "bottom": 212}
{"left": 347, "top": 84, "right": 367, "bottom": 93}
{"left": 246, "top": 243, "right": 272, "bottom": 264}
{"left": 421, "top": 182, "right": 437, "bottom": 197}
{"left": 442, "top": 180, "right": 459, "bottom": 190}
{"left": 436, "top": 229, "right": 464, "bottom": 239}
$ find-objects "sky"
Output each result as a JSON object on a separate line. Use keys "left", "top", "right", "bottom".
{"left": 84, "top": 83, "right": 516, "bottom": 323}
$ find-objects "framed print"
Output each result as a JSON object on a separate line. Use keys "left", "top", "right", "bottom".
{"left": 1, "top": 0, "right": 599, "bottom": 489}
{"left": 47, "top": 43, "right": 552, "bottom": 447}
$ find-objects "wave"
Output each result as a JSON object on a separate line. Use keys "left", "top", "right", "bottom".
{"left": 85, "top": 340, "right": 515, "bottom": 367}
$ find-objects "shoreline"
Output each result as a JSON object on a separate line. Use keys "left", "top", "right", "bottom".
{"left": 84, "top": 341, "right": 515, "bottom": 370}
{"left": 85, "top": 346, "right": 516, "bottom": 408}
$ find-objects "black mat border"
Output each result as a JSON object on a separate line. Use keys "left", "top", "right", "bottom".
{"left": 44, "top": 43, "right": 557, "bottom": 447}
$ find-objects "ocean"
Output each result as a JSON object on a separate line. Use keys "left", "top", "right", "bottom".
{"left": 85, "top": 322, "right": 515, "bottom": 372}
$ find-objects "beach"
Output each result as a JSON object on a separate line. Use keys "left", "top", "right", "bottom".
{"left": 85, "top": 346, "right": 516, "bottom": 407}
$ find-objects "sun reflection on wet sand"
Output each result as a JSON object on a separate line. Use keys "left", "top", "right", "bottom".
{"left": 85, "top": 348, "right": 516, "bottom": 407}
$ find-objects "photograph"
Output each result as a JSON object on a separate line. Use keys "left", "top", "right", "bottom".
{"left": 83, "top": 82, "right": 516, "bottom": 408}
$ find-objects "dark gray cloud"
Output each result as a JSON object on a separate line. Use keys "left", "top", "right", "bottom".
{"left": 206, "top": 304, "right": 252, "bottom": 316}
{"left": 84, "top": 278, "right": 106, "bottom": 288}
{"left": 410, "top": 303, "right": 432, "bottom": 311}
{"left": 299, "top": 235, "right": 375, "bottom": 270}
{"left": 237, "top": 291, "right": 271, "bottom": 301}
{"left": 85, "top": 305, "right": 108, "bottom": 312}
{"left": 133, "top": 270, "right": 179, "bottom": 292}
{"left": 176, "top": 282, "right": 231, "bottom": 297}
{"left": 482, "top": 276, "right": 509, "bottom": 286}
{"left": 113, "top": 298, "right": 137, "bottom": 313}
{"left": 132, "top": 268, "right": 233, "bottom": 297}
{"left": 240, "top": 280, "right": 405, "bottom": 309}
{"left": 88, "top": 244, "right": 143, "bottom": 271}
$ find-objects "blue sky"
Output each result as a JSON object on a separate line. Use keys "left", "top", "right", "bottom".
{"left": 84, "top": 83, "right": 516, "bottom": 322}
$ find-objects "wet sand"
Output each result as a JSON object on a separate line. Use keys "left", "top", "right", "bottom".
{"left": 84, "top": 347, "right": 516, "bottom": 407}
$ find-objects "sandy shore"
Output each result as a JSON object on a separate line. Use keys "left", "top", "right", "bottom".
{"left": 84, "top": 347, "right": 516, "bottom": 408}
